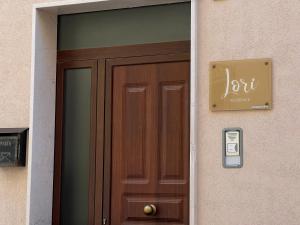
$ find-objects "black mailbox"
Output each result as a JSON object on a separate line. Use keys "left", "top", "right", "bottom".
{"left": 0, "top": 128, "right": 28, "bottom": 167}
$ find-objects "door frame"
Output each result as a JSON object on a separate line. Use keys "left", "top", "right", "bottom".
{"left": 28, "top": 1, "right": 199, "bottom": 225}
{"left": 54, "top": 41, "right": 190, "bottom": 225}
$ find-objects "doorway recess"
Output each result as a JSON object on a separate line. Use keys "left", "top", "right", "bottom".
{"left": 28, "top": 1, "right": 198, "bottom": 225}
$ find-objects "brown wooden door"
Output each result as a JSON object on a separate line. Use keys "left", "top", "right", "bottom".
{"left": 104, "top": 54, "right": 190, "bottom": 225}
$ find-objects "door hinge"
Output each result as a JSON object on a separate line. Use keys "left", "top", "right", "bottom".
{"left": 103, "top": 218, "right": 108, "bottom": 225}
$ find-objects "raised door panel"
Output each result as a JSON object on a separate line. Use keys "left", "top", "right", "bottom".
{"left": 123, "top": 86, "right": 148, "bottom": 182}
{"left": 124, "top": 195, "right": 185, "bottom": 222}
{"left": 156, "top": 61, "right": 190, "bottom": 193}
{"left": 159, "top": 83, "right": 185, "bottom": 182}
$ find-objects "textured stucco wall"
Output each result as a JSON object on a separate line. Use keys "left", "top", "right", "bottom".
{"left": 198, "top": 1, "right": 300, "bottom": 225}
{"left": 0, "top": 0, "right": 299, "bottom": 225}
{"left": 0, "top": 1, "right": 49, "bottom": 225}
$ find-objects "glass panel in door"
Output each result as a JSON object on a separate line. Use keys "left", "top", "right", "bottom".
{"left": 60, "top": 68, "right": 92, "bottom": 225}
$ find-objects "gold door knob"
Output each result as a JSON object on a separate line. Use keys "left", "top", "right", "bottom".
{"left": 143, "top": 204, "right": 157, "bottom": 216}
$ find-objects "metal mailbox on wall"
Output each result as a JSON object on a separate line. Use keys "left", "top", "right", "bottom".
{"left": 0, "top": 128, "right": 28, "bottom": 167}
{"left": 209, "top": 58, "right": 272, "bottom": 111}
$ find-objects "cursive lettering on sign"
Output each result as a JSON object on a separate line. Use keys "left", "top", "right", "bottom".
{"left": 223, "top": 68, "right": 257, "bottom": 99}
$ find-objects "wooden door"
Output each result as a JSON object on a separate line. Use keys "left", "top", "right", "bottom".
{"left": 54, "top": 42, "right": 190, "bottom": 225}
{"left": 103, "top": 54, "right": 190, "bottom": 225}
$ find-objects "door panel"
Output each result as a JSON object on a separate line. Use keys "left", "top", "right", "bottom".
{"left": 60, "top": 68, "right": 91, "bottom": 225}
{"left": 53, "top": 60, "right": 98, "bottom": 225}
{"left": 123, "top": 85, "right": 149, "bottom": 182}
{"left": 124, "top": 195, "right": 185, "bottom": 222}
{"left": 108, "top": 55, "right": 190, "bottom": 225}
{"left": 159, "top": 82, "right": 187, "bottom": 182}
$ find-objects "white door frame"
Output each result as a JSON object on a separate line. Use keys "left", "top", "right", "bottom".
{"left": 27, "top": 1, "right": 199, "bottom": 225}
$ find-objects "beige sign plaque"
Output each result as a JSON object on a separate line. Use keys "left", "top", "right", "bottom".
{"left": 209, "top": 58, "right": 272, "bottom": 111}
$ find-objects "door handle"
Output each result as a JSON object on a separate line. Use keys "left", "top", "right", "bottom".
{"left": 143, "top": 204, "right": 157, "bottom": 216}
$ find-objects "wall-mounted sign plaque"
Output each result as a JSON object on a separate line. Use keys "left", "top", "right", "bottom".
{"left": 209, "top": 58, "right": 272, "bottom": 111}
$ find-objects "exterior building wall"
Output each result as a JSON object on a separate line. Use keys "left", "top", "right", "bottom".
{"left": 0, "top": 1, "right": 50, "bottom": 224}
{"left": 198, "top": 1, "right": 300, "bottom": 225}
{"left": 0, "top": 0, "right": 299, "bottom": 225}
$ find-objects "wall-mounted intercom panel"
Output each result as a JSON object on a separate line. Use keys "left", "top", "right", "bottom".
{"left": 223, "top": 128, "right": 243, "bottom": 168}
